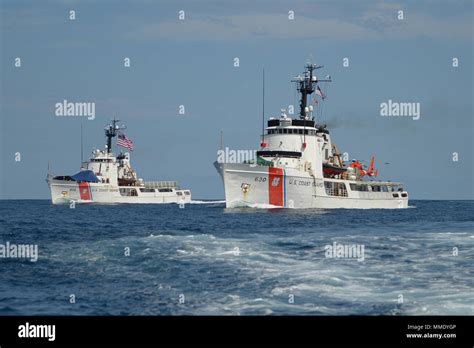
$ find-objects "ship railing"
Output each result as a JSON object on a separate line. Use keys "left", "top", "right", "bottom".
{"left": 143, "top": 181, "right": 178, "bottom": 189}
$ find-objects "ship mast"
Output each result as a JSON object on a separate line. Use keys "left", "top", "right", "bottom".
{"left": 104, "top": 118, "right": 126, "bottom": 153}
{"left": 261, "top": 68, "right": 266, "bottom": 147}
{"left": 292, "top": 63, "right": 331, "bottom": 119}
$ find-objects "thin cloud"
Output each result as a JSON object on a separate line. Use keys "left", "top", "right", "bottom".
{"left": 126, "top": 6, "right": 472, "bottom": 43}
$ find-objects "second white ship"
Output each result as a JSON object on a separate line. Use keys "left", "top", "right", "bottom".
{"left": 47, "top": 119, "right": 191, "bottom": 205}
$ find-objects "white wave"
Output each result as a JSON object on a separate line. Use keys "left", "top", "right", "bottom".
{"left": 216, "top": 249, "right": 242, "bottom": 256}
{"left": 190, "top": 200, "right": 225, "bottom": 204}
{"left": 47, "top": 219, "right": 473, "bottom": 315}
{"left": 227, "top": 200, "right": 282, "bottom": 209}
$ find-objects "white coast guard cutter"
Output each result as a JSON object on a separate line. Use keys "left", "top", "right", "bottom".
{"left": 215, "top": 63, "right": 408, "bottom": 209}
{"left": 47, "top": 119, "right": 191, "bottom": 204}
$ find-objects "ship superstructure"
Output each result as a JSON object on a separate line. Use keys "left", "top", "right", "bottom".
{"left": 215, "top": 63, "right": 408, "bottom": 209}
{"left": 47, "top": 120, "right": 191, "bottom": 204}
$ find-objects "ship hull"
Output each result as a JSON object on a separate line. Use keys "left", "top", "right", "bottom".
{"left": 215, "top": 162, "right": 408, "bottom": 209}
{"left": 48, "top": 180, "right": 191, "bottom": 205}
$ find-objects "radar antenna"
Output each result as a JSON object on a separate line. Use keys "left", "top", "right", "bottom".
{"left": 292, "top": 63, "right": 331, "bottom": 119}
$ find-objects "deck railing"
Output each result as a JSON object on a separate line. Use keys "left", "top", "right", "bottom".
{"left": 143, "top": 181, "right": 178, "bottom": 188}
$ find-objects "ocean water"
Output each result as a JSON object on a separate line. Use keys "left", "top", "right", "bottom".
{"left": 0, "top": 200, "right": 473, "bottom": 315}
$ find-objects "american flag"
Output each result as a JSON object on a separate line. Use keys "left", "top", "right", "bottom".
{"left": 117, "top": 133, "right": 134, "bottom": 151}
{"left": 316, "top": 85, "right": 326, "bottom": 100}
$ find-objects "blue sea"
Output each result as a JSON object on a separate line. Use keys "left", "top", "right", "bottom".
{"left": 0, "top": 200, "right": 473, "bottom": 315}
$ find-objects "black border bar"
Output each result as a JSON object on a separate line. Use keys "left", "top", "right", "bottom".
{"left": 0, "top": 316, "right": 473, "bottom": 346}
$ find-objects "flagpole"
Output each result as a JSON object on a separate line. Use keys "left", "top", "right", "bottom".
{"left": 220, "top": 130, "right": 224, "bottom": 151}
{"left": 80, "top": 123, "right": 83, "bottom": 164}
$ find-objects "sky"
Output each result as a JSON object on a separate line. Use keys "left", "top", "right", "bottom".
{"left": 1, "top": 0, "right": 473, "bottom": 200}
